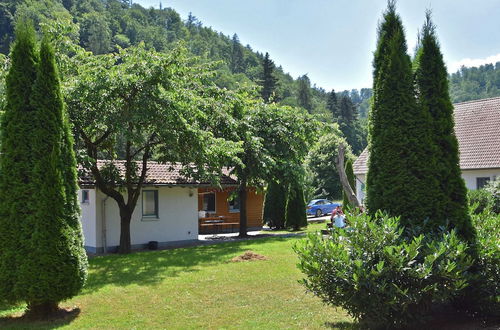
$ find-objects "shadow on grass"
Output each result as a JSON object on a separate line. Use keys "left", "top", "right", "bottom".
{"left": 0, "top": 307, "right": 80, "bottom": 330}
{"left": 324, "top": 321, "right": 360, "bottom": 329}
{"left": 83, "top": 236, "right": 289, "bottom": 294}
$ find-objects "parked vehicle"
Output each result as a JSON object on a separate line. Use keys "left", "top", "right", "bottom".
{"left": 306, "top": 199, "right": 341, "bottom": 217}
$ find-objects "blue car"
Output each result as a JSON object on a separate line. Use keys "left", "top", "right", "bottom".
{"left": 306, "top": 199, "right": 340, "bottom": 217}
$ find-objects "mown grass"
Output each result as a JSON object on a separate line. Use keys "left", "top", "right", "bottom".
{"left": 0, "top": 232, "right": 353, "bottom": 329}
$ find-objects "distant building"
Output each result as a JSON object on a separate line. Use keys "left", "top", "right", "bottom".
{"left": 353, "top": 96, "right": 500, "bottom": 203}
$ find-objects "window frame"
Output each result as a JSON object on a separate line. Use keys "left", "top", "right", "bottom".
{"left": 142, "top": 190, "right": 159, "bottom": 219}
{"left": 81, "top": 189, "right": 90, "bottom": 204}
{"left": 476, "top": 177, "right": 491, "bottom": 190}
{"left": 202, "top": 192, "right": 216, "bottom": 213}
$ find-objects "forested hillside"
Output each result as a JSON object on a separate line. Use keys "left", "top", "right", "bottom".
{"left": 449, "top": 62, "right": 500, "bottom": 102}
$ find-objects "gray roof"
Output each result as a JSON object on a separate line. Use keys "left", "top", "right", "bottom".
{"left": 353, "top": 96, "right": 500, "bottom": 174}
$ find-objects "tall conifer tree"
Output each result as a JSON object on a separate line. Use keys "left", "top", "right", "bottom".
{"left": 413, "top": 12, "right": 475, "bottom": 242}
{"left": 326, "top": 89, "right": 339, "bottom": 120}
{"left": 263, "top": 180, "right": 287, "bottom": 229}
{"left": 0, "top": 24, "right": 87, "bottom": 317}
{"left": 230, "top": 33, "right": 245, "bottom": 73}
{"left": 297, "top": 74, "right": 312, "bottom": 113}
{"left": 260, "top": 52, "right": 278, "bottom": 103}
{"left": 285, "top": 182, "right": 307, "bottom": 230}
{"left": 0, "top": 19, "right": 39, "bottom": 305}
{"left": 366, "top": 2, "right": 439, "bottom": 228}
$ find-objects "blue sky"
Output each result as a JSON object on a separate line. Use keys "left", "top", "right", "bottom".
{"left": 135, "top": 0, "right": 500, "bottom": 91}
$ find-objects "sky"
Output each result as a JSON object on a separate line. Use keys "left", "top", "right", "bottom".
{"left": 134, "top": 0, "right": 500, "bottom": 92}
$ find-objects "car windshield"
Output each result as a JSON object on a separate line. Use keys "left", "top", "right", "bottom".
{"left": 308, "top": 200, "right": 320, "bottom": 206}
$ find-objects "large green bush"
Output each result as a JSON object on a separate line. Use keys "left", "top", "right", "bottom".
{"left": 468, "top": 189, "right": 494, "bottom": 214}
{"left": 295, "top": 213, "right": 473, "bottom": 328}
{"left": 485, "top": 177, "right": 500, "bottom": 214}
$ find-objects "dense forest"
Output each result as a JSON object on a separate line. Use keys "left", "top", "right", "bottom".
{"left": 449, "top": 62, "right": 500, "bottom": 102}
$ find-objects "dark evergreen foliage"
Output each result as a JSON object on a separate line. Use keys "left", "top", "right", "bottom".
{"left": 297, "top": 74, "right": 313, "bottom": 112}
{"left": 260, "top": 52, "right": 278, "bottom": 103}
{"left": 366, "top": 2, "right": 440, "bottom": 228}
{"left": 413, "top": 13, "right": 475, "bottom": 243}
{"left": 342, "top": 159, "right": 356, "bottom": 211}
{"left": 0, "top": 19, "right": 39, "bottom": 304}
{"left": 326, "top": 89, "right": 339, "bottom": 118}
{"left": 285, "top": 182, "right": 308, "bottom": 230}
{"left": 0, "top": 21, "right": 87, "bottom": 314}
{"left": 230, "top": 33, "right": 245, "bottom": 74}
{"left": 263, "top": 180, "right": 287, "bottom": 229}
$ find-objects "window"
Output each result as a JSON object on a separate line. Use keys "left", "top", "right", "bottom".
{"left": 228, "top": 195, "right": 240, "bottom": 212}
{"left": 202, "top": 193, "right": 215, "bottom": 212}
{"left": 81, "top": 190, "right": 90, "bottom": 204}
{"left": 476, "top": 177, "right": 490, "bottom": 189}
{"left": 142, "top": 190, "right": 159, "bottom": 218}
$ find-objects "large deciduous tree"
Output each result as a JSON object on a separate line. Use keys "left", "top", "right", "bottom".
{"left": 66, "top": 44, "right": 238, "bottom": 253}
{"left": 413, "top": 12, "right": 475, "bottom": 242}
{"left": 366, "top": 2, "right": 439, "bottom": 228}
{"left": 0, "top": 21, "right": 87, "bottom": 318}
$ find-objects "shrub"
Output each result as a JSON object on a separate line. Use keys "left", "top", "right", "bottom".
{"left": 464, "top": 210, "right": 500, "bottom": 315}
{"left": 468, "top": 189, "right": 494, "bottom": 214}
{"left": 485, "top": 177, "right": 500, "bottom": 214}
{"left": 295, "top": 212, "right": 473, "bottom": 328}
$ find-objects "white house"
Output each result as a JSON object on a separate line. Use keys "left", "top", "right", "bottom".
{"left": 79, "top": 161, "right": 242, "bottom": 253}
{"left": 353, "top": 96, "right": 500, "bottom": 203}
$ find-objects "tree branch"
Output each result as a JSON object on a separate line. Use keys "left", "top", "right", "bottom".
{"left": 335, "top": 143, "right": 361, "bottom": 209}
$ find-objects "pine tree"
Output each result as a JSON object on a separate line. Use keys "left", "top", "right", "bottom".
{"left": 326, "top": 89, "right": 339, "bottom": 120}
{"left": 260, "top": 52, "right": 278, "bottom": 103}
{"left": 0, "top": 19, "right": 39, "bottom": 305}
{"left": 263, "top": 180, "right": 287, "bottom": 229}
{"left": 342, "top": 159, "right": 356, "bottom": 211}
{"left": 413, "top": 12, "right": 475, "bottom": 242}
{"left": 366, "top": 2, "right": 439, "bottom": 228}
{"left": 285, "top": 183, "right": 308, "bottom": 230}
{"left": 297, "top": 74, "right": 312, "bottom": 113}
{"left": 230, "top": 34, "right": 245, "bottom": 73}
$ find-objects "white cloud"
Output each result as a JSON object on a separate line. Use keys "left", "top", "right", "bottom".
{"left": 448, "top": 53, "right": 500, "bottom": 73}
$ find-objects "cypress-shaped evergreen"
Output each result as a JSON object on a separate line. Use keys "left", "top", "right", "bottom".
{"left": 342, "top": 159, "right": 356, "bottom": 211}
{"left": 0, "top": 25, "right": 87, "bottom": 317}
{"left": 285, "top": 183, "right": 307, "bottom": 230}
{"left": 366, "top": 2, "right": 439, "bottom": 228}
{"left": 413, "top": 13, "right": 476, "bottom": 242}
{"left": 263, "top": 180, "right": 287, "bottom": 229}
{"left": 0, "top": 19, "right": 39, "bottom": 305}
{"left": 260, "top": 52, "right": 278, "bottom": 103}
{"left": 326, "top": 89, "right": 339, "bottom": 120}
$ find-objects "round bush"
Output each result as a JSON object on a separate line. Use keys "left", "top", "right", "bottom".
{"left": 468, "top": 189, "right": 494, "bottom": 214}
{"left": 294, "top": 212, "right": 473, "bottom": 328}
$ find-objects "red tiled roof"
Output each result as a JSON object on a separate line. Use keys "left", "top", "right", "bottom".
{"left": 79, "top": 160, "right": 238, "bottom": 186}
{"left": 353, "top": 96, "right": 500, "bottom": 174}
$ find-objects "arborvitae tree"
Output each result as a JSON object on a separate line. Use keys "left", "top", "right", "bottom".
{"left": 230, "top": 33, "right": 245, "bottom": 73}
{"left": 413, "top": 12, "right": 475, "bottom": 243}
{"left": 25, "top": 37, "right": 87, "bottom": 317}
{"left": 366, "top": 2, "right": 439, "bottom": 228}
{"left": 260, "top": 52, "right": 278, "bottom": 103}
{"left": 285, "top": 182, "right": 308, "bottom": 230}
{"left": 0, "top": 19, "right": 39, "bottom": 306}
{"left": 263, "top": 180, "right": 287, "bottom": 229}
{"left": 326, "top": 89, "right": 339, "bottom": 119}
{"left": 342, "top": 159, "right": 356, "bottom": 211}
{"left": 297, "top": 74, "right": 312, "bottom": 113}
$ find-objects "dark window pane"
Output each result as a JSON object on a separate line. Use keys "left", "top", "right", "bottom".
{"left": 203, "top": 193, "right": 215, "bottom": 212}
{"left": 476, "top": 177, "right": 490, "bottom": 189}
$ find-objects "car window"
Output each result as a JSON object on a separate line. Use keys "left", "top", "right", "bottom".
{"left": 315, "top": 201, "right": 322, "bottom": 205}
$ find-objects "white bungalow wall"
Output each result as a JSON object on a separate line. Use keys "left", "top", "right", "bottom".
{"left": 79, "top": 188, "right": 98, "bottom": 249}
{"left": 354, "top": 169, "right": 500, "bottom": 206}
{"left": 79, "top": 186, "right": 199, "bottom": 253}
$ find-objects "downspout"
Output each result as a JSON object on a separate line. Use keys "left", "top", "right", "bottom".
{"left": 101, "top": 194, "right": 109, "bottom": 253}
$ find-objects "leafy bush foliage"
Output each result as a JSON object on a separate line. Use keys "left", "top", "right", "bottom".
{"left": 468, "top": 189, "right": 494, "bottom": 214}
{"left": 295, "top": 213, "right": 473, "bottom": 328}
{"left": 466, "top": 210, "right": 500, "bottom": 315}
{"left": 485, "top": 177, "right": 500, "bottom": 214}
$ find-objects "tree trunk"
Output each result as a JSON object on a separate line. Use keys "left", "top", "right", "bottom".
{"left": 238, "top": 177, "right": 248, "bottom": 237}
{"left": 26, "top": 301, "right": 59, "bottom": 320}
{"left": 118, "top": 208, "right": 132, "bottom": 254}
{"left": 335, "top": 143, "right": 361, "bottom": 209}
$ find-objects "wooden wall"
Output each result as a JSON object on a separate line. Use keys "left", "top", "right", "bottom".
{"left": 198, "top": 187, "right": 264, "bottom": 228}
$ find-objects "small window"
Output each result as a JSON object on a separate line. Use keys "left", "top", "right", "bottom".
{"left": 142, "top": 190, "right": 159, "bottom": 218}
{"left": 228, "top": 195, "right": 240, "bottom": 212}
{"left": 81, "top": 190, "right": 90, "bottom": 204}
{"left": 202, "top": 193, "right": 215, "bottom": 212}
{"left": 476, "top": 177, "right": 490, "bottom": 190}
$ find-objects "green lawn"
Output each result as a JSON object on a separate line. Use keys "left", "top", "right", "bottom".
{"left": 0, "top": 233, "right": 352, "bottom": 329}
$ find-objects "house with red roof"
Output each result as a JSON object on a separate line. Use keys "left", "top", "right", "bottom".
{"left": 353, "top": 97, "right": 500, "bottom": 203}
{"left": 78, "top": 161, "right": 263, "bottom": 253}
